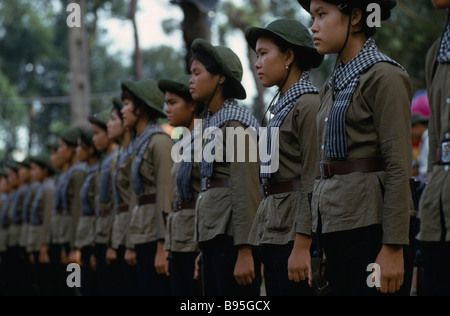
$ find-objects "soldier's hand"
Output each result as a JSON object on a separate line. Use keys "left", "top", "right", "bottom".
{"left": 375, "top": 244, "right": 404, "bottom": 294}
{"left": 193, "top": 252, "right": 202, "bottom": 280}
{"left": 154, "top": 240, "right": 168, "bottom": 275}
{"left": 234, "top": 245, "right": 255, "bottom": 286}
{"left": 288, "top": 234, "right": 312, "bottom": 283}
{"left": 90, "top": 253, "right": 97, "bottom": 271}
{"left": 106, "top": 247, "right": 117, "bottom": 265}
{"left": 125, "top": 248, "right": 137, "bottom": 266}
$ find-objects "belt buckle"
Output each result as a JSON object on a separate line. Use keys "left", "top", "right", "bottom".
{"left": 319, "top": 161, "right": 329, "bottom": 179}
{"left": 201, "top": 178, "right": 208, "bottom": 192}
{"left": 441, "top": 140, "right": 450, "bottom": 164}
{"left": 172, "top": 200, "right": 179, "bottom": 212}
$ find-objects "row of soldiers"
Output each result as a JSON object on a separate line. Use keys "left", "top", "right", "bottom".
{"left": 1, "top": 0, "right": 449, "bottom": 297}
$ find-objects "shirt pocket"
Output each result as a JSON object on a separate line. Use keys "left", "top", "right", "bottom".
{"left": 198, "top": 188, "right": 231, "bottom": 231}
{"left": 172, "top": 210, "right": 196, "bottom": 243}
{"left": 266, "top": 193, "right": 296, "bottom": 234}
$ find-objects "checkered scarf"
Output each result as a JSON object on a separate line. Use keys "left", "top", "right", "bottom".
{"left": 98, "top": 149, "right": 118, "bottom": 204}
{"left": 80, "top": 163, "right": 99, "bottom": 216}
{"left": 0, "top": 192, "right": 15, "bottom": 228}
{"left": 132, "top": 122, "right": 168, "bottom": 195}
{"left": 62, "top": 162, "right": 87, "bottom": 216}
{"left": 53, "top": 172, "right": 67, "bottom": 215}
{"left": 11, "top": 184, "right": 29, "bottom": 224}
{"left": 30, "top": 178, "right": 55, "bottom": 226}
{"left": 201, "top": 99, "right": 260, "bottom": 179}
{"left": 437, "top": 16, "right": 450, "bottom": 63}
{"left": 176, "top": 122, "right": 203, "bottom": 201}
{"left": 22, "top": 181, "right": 40, "bottom": 223}
{"left": 326, "top": 38, "right": 405, "bottom": 159}
{"left": 260, "top": 72, "right": 318, "bottom": 179}
{"left": 113, "top": 142, "right": 134, "bottom": 205}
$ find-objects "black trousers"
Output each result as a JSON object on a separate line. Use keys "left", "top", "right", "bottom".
{"left": 199, "top": 234, "right": 262, "bottom": 296}
{"left": 169, "top": 251, "right": 202, "bottom": 296}
{"left": 260, "top": 242, "right": 314, "bottom": 296}
{"left": 48, "top": 243, "right": 75, "bottom": 296}
{"left": 135, "top": 241, "right": 171, "bottom": 296}
{"left": 30, "top": 252, "right": 52, "bottom": 296}
{"left": 116, "top": 246, "right": 138, "bottom": 296}
{"left": 94, "top": 243, "right": 122, "bottom": 296}
{"left": 322, "top": 224, "right": 412, "bottom": 296}
{"left": 80, "top": 246, "right": 97, "bottom": 296}
{"left": 0, "top": 252, "right": 5, "bottom": 296}
{"left": 421, "top": 240, "right": 450, "bottom": 296}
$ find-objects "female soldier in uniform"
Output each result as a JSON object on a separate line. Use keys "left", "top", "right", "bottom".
{"left": 417, "top": 0, "right": 450, "bottom": 296}
{"left": 189, "top": 38, "right": 261, "bottom": 296}
{"left": 299, "top": 0, "right": 413, "bottom": 295}
{"left": 245, "top": 18, "right": 323, "bottom": 296}
{"left": 121, "top": 79, "right": 173, "bottom": 296}
{"left": 107, "top": 97, "right": 137, "bottom": 296}
{"left": 90, "top": 109, "right": 119, "bottom": 296}
{"left": 158, "top": 75, "right": 204, "bottom": 296}
{"left": 46, "top": 126, "right": 86, "bottom": 295}
{"left": 27, "top": 154, "right": 55, "bottom": 296}
{"left": 74, "top": 128, "right": 101, "bottom": 296}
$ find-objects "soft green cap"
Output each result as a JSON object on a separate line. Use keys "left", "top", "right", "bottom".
{"left": 246, "top": 19, "right": 323, "bottom": 69}
{"left": 0, "top": 168, "right": 8, "bottom": 178}
{"left": 59, "top": 126, "right": 81, "bottom": 146}
{"left": 158, "top": 75, "right": 193, "bottom": 101}
{"left": 19, "top": 157, "right": 31, "bottom": 168}
{"left": 191, "top": 38, "right": 247, "bottom": 100}
{"left": 89, "top": 109, "right": 111, "bottom": 128}
{"left": 79, "top": 128, "right": 94, "bottom": 147}
{"left": 112, "top": 97, "right": 123, "bottom": 109}
{"left": 5, "top": 160, "right": 20, "bottom": 172}
{"left": 121, "top": 79, "right": 166, "bottom": 117}
{"left": 297, "top": 0, "right": 396, "bottom": 20}
{"left": 30, "top": 154, "right": 54, "bottom": 173}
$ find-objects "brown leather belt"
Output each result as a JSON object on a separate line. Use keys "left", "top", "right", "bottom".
{"left": 117, "top": 204, "right": 129, "bottom": 214}
{"left": 137, "top": 194, "right": 156, "bottom": 206}
{"left": 260, "top": 179, "right": 302, "bottom": 199}
{"left": 201, "top": 178, "right": 232, "bottom": 192}
{"left": 172, "top": 199, "right": 196, "bottom": 212}
{"left": 319, "top": 159, "right": 385, "bottom": 179}
{"left": 98, "top": 208, "right": 113, "bottom": 217}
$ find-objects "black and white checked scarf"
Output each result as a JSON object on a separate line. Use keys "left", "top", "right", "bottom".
{"left": 30, "top": 178, "right": 55, "bottom": 226}
{"left": 0, "top": 192, "right": 15, "bottom": 228}
{"left": 113, "top": 142, "right": 134, "bottom": 205}
{"left": 98, "top": 149, "right": 118, "bottom": 204}
{"left": 62, "top": 162, "right": 87, "bottom": 216}
{"left": 22, "top": 181, "right": 40, "bottom": 223}
{"left": 326, "top": 38, "right": 405, "bottom": 159}
{"left": 132, "top": 122, "right": 168, "bottom": 195}
{"left": 201, "top": 99, "right": 260, "bottom": 179}
{"left": 53, "top": 172, "right": 68, "bottom": 215}
{"left": 80, "top": 163, "right": 99, "bottom": 216}
{"left": 176, "top": 122, "right": 203, "bottom": 201}
{"left": 260, "top": 72, "right": 318, "bottom": 179}
{"left": 437, "top": 16, "right": 450, "bottom": 63}
{"left": 11, "top": 184, "right": 29, "bottom": 224}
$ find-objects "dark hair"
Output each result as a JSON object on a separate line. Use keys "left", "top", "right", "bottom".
{"left": 190, "top": 52, "right": 235, "bottom": 100}
{"left": 270, "top": 35, "right": 315, "bottom": 72}
{"left": 340, "top": 4, "right": 377, "bottom": 38}
{"left": 112, "top": 104, "right": 124, "bottom": 123}
{"left": 79, "top": 134, "right": 102, "bottom": 159}
{"left": 121, "top": 88, "right": 165, "bottom": 121}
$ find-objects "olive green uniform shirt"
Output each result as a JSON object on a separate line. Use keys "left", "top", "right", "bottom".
{"left": 27, "top": 178, "right": 55, "bottom": 253}
{"left": 164, "top": 161, "right": 201, "bottom": 252}
{"left": 195, "top": 121, "right": 260, "bottom": 246}
{"left": 95, "top": 150, "right": 118, "bottom": 246}
{"left": 111, "top": 146, "right": 136, "bottom": 250}
{"left": 7, "top": 184, "right": 29, "bottom": 248}
{"left": 127, "top": 134, "right": 173, "bottom": 248}
{"left": 19, "top": 182, "right": 40, "bottom": 248}
{"left": 59, "top": 164, "right": 86, "bottom": 248}
{"left": 418, "top": 38, "right": 450, "bottom": 242}
{"left": 248, "top": 94, "right": 319, "bottom": 246}
{"left": 75, "top": 167, "right": 98, "bottom": 249}
{"left": 312, "top": 62, "right": 413, "bottom": 245}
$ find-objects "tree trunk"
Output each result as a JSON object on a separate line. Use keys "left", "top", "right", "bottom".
{"left": 69, "top": 0, "right": 90, "bottom": 128}
{"left": 129, "top": 0, "right": 143, "bottom": 80}
{"left": 179, "top": 1, "right": 211, "bottom": 72}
